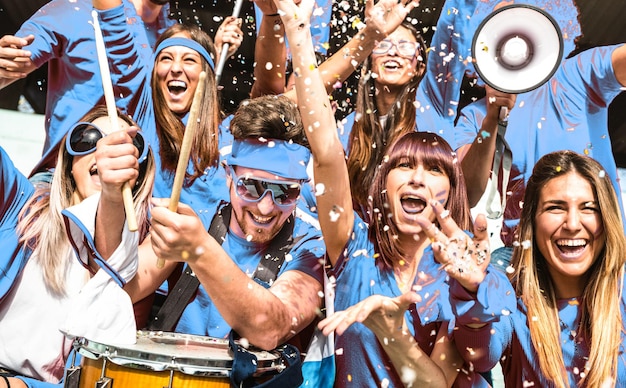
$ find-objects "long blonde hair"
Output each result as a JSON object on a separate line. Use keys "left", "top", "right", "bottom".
{"left": 510, "top": 150, "right": 625, "bottom": 387}
{"left": 17, "top": 106, "right": 155, "bottom": 296}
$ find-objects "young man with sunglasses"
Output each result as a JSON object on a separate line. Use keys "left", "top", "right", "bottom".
{"left": 98, "top": 95, "right": 324, "bottom": 363}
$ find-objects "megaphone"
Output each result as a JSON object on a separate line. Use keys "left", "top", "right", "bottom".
{"left": 472, "top": 4, "right": 563, "bottom": 94}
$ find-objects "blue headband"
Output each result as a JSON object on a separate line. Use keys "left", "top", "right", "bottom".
{"left": 226, "top": 138, "right": 311, "bottom": 181}
{"left": 155, "top": 37, "right": 215, "bottom": 70}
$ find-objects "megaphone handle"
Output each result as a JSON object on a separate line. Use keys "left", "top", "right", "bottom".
{"left": 499, "top": 106, "right": 509, "bottom": 125}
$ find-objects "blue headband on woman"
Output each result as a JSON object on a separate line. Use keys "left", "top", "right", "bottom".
{"left": 155, "top": 37, "right": 215, "bottom": 70}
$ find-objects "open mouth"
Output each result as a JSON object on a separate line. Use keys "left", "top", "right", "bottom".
{"left": 249, "top": 211, "right": 274, "bottom": 225}
{"left": 555, "top": 239, "right": 587, "bottom": 257}
{"left": 400, "top": 194, "right": 426, "bottom": 214}
{"left": 89, "top": 164, "right": 98, "bottom": 176}
{"left": 382, "top": 59, "right": 402, "bottom": 70}
{"left": 167, "top": 80, "right": 187, "bottom": 95}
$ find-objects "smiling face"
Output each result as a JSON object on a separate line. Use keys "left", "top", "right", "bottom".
{"left": 370, "top": 26, "right": 423, "bottom": 91}
{"left": 227, "top": 166, "right": 297, "bottom": 244}
{"left": 155, "top": 33, "right": 204, "bottom": 115}
{"left": 534, "top": 171, "right": 605, "bottom": 296}
{"left": 70, "top": 116, "right": 131, "bottom": 203}
{"left": 385, "top": 157, "right": 451, "bottom": 237}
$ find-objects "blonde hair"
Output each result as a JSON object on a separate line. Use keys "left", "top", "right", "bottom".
{"left": 17, "top": 106, "right": 155, "bottom": 295}
{"left": 510, "top": 150, "right": 625, "bottom": 387}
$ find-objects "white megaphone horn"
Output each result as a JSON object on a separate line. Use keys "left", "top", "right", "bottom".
{"left": 472, "top": 4, "right": 564, "bottom": 94}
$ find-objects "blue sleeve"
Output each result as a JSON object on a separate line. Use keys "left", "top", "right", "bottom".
{"left": 16, "top": 0, "right": 80, "bottom": 68}
{"left": 449, "top": 266, "right": 516, "bottom": 372}
{"left": 95, "top": 5, "right": 154, "bottom": 132}
{"left": 560, "top": 44, "right": 624, "bottom": 106}
{"left": 416, "top": 0, "right": 478, "bottom": 130}
{"left": 0, "top": 147, "right": 34, "bottom": 222}
{"left": 282, "top": 219, "right": 326, "bottom": 285}
{"left": 0, "top": 147, "right": 34, "bottom": 300}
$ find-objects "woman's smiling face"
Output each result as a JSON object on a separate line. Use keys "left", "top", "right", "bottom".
{"left": 155, "top": 33, "right": 204, "bottom": 115}
{"left": 370, "top": 26, "right": 423, "bottom": 90}
{"left": 534, "top": 171, "right": 605, "bottom": 288}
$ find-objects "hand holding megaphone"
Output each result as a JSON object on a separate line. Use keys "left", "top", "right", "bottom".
{"left": 484, "top": 85, "right": 516, "bottom": 128}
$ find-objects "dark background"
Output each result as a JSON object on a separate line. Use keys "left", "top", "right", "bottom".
{"left": 1, "top": 0, "right": 624, "bottom": 165}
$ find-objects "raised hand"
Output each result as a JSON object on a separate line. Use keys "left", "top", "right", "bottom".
{"left": 95, "top": 127, "right": 142, "bottom": 203}
{"left": 214, "top": 16, "right": 244, "bottom": 59}
{"left": 417, "top": 200, "right": 491, "bottom": 292}
{"left": 362, "top": 0, "right": 420, "bottom": 39}
{"left": 0, "top": 34, "right": 35, "bottom": 80}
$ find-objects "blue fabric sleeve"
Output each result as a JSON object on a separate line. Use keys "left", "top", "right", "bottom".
{"left": 449, "top": 265, "right": 516, "bottom": 324}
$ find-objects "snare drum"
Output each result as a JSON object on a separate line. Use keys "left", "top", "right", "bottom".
{"left": 70, "top": 331, "right": 285, "bottom": 388}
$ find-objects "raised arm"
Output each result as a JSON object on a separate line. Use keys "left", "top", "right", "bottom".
{"left": 250, "top": 0, "right": 287, "bottom": 97}
{"left": 457, "top": 86, "right": 516, "bottom": 206}
{"left": 277, "top": 0, "right": 354, "bottom": 265}
{"left": 282, "top": 0, "right": 419, "bottom": 102}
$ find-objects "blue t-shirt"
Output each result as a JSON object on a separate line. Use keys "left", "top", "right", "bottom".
{"left": 451, "top": 277, "right": 626, "bottom": 386}
{"left": 175, "top": 211, "right": 325, "bottom": 338}
{"left": 19, "top": 0, "right": 173, "bottom": 175}
{"left": 0, "top": 147, "right": 34, "bottom": 302}
{"left": 455, "top": 44, "right": 626, "bottom": 246}
{"left": 330, "top": 215, "right": 489, "bottom": 387}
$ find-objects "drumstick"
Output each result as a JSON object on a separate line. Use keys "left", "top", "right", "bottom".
{"left": 215, "top": 0, "right": 244, "bottom": 84}
{"left": 92, "top": 11, "right": 139, "bottom": 232}
{"left": 156, "top": 71, "right": 207, "bottom": 269}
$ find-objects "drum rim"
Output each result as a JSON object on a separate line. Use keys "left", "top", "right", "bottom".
{"left": 74, "top": 331, "right": 285, "bottom": 377}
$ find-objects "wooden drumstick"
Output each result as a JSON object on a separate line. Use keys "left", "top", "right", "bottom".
{"left": 92, "top": 11, "right": 138, "bottom": 232}
{"left": 156, "top": 71, "right": 207, "bottom": 269}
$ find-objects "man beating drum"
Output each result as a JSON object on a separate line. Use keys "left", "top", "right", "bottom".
{"left": 87, "top": 94, "right": 325, "bottom": 387}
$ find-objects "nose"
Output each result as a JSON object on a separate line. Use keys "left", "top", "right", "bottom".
{"left": 563, "top": 209, "right": 582, "bottom": 231}
{"left": 387, "top": 43, "right": 399, "bottom": 56}
{"left": 408, "top": 166, "right": 425, "bottom": 186}
{"left": 256, "top": 190, "right": 276, "bottom": 215}
{"left": 170, "top": 58, "right": 183, "bottom": 73}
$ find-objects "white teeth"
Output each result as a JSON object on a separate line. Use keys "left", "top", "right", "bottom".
{"left": 252, "top": 214, "right": 272, "bottom": 224}
{"left": 556, "top": 239, "right": 586, "bottom": 247}
{"left": 168, "top": 80, "right": 187, "bottom": 88}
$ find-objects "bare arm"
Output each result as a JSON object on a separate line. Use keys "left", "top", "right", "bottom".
{"left": 250, "top": 0, "right": 287, "bottom": 97}
{"left": 283, "top": 0, "right": 419, "bottom": 102}
{"left": 458, "top": 85, "right": 516, "bottom": 207}
{"left": 148, "top": 199, "right": 322, "bottom": 350}
{"left": 276, "top": 0, "right": 354, "bottom": 265}
{"left": 319, "top": 292, "right": 448, "bottom": 386}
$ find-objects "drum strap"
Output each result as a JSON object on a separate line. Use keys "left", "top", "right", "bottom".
{"left": 148, "top": 202, "right": 299, "bottom": 331}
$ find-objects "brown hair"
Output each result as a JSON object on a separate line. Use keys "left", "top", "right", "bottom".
{"left": 368, "top": 131, "right": 471, "bottom": 269}
{"left": 152, "top": 24, "right": 221, "bottom": 185}
{"left": 347, "top": 22, "right": 427, "bottom": 214}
